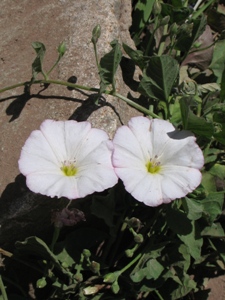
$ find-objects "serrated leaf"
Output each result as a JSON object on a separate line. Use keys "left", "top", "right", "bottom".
{"left": 138, "top": 55, "right": 179, "bottom": 101}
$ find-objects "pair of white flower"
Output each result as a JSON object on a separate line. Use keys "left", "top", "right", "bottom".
{"left": 19, "top": 116, "right": 204, "bottom": 207}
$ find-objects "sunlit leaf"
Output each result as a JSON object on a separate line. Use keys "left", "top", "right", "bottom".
{"left": 31, "top": 41, "right": 46, "bottom": 79}
{"left": 138, "top": 55, "right": 179, "bottom": 101}
{"left": 201, "top": 222, "right": 225, "bottom": 237}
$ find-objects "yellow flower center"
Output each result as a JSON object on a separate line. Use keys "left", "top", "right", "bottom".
{"left": 146, "top": 157, "right": 161, "bottom": 174}
{"left": 61, "top": 161, "right": 77, "bottom": 176}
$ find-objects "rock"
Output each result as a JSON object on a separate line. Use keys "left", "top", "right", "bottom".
{"left": 0, "top": 0, "right": 140, "bottom": 248}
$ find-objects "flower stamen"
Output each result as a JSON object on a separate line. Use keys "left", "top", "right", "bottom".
{"left": 146, "top": 158, "right": 161, "bottom": 174}
{"left": 61, "top": 160, "right": 77, "bottom": 176}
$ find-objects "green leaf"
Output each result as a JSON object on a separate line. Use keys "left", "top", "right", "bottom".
{"left": 201, "top": 192, "right": 224, "bottom": 224}
{"left": 166, "top": 205, "right": 192, "bottom": 235}
{"left": 209, "top": 164, "right": 225, "bottom": 180}
{"left": 15, "top": 236, "right": 69, "bottom": 275}
{"left": 31, "top": 41, "right": 46, "bottom": 79}
{"left": 213, "top": 112, "right": 225, "bottom": 144}
{"left": 130, "top": 0, "right": 155, "bottom": 42}
{"left": 202, "top": 171, "right": 217, "bottom": 193}
{"left": 220, "top": 66, "right": 225, "bottom": 101}
{"left": 99, "top": 40, "right": 122, "bottom": 93}
{"left": 175, "top": 15, "right": 206, "bottom": 53}
{"left": 55, "top": 243, "right": 75, "bottom": 268}
{"left": 182, "top": 197, "right": 203, "bottom": 221}
{"left": 146, "top": 259, "right": 164, "bottom": 280}
{"left": 201, "top": 222, "right": 225, "bottom": 237}
{"left": 130, "top": 258, "right": 164, "bottom": 283}
{"left": 138, "top": 55, "right": 179, "bottom": 101}
{"left": 209, "top": 38, "right": 225, "bottom": 83}
{"left": 170, "top": 273, "right": 196, "bottom": 300}
{"left": 91, "top": 188, "right": 115, "bottom": 228}
{"left": 180, "top": 97, "right": 214, "bottom": 137}
{"left": 178, "top": 221, "right": 203, "bottom": 260}
{"left": 122, "top": 43, "right": 146, "bottom": 70}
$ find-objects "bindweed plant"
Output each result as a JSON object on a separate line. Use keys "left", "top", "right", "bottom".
{"left": 0, "top": 0, "right": 225, "bottom": 299}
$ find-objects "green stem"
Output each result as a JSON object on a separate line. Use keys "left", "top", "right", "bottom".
{"left": 39, "top": 79, "right": 99, "bottom": 93}
{"left": 191, "top": 0, "right": 215, "bottom": 20}
{"left": 0, "top": 82, "right": 29, "bottom": 93}
{"left": 188, "top": 41, "right": 216, "bottom": 55}
{"left": 0, "top": 79, "right": 161, "bottom": 118}
{"left": 120, "top": 253, "right": 142, "bottom": 275}
{"left": 0, "top": 275, "right": 8, "bottom": 300}
{"left": 93, "top": 43, "right": 101, "bottom": 73}
{"left": 114, "top": 92, "right": 160, "bottom": 118}
{"left": 47, "top": 57, "right": 61, "bottom": 76}
{"left": 154, "top": 290, "right": 164, "bottom": 300}
{"left": 145, "top": 15, "right": 159, "bottom": 56}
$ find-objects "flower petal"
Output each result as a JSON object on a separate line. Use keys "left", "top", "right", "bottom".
{"left": 76, "top": 140, "right": 118, "bottom": 197}
{"left": 18, "top": 129, "right": 60, "bottom": 175}
{"left": 112, "top": 116, "right": 204, "bottom": 206}
{"left": 161, "top": 165, "right": 202, "bottom": 199}
{"left": 40, "top": 119, "right": 92, "bottom": 161}
{"left": 19, "top": 120, "right": 117, "bottom": 199}
{"left": 26, "top": 173, "right": 79, "bottom": 199}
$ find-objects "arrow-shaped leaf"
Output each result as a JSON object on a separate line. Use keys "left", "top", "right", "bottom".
{"left": 138, "top": 55, "right": 179, "bottom": 101}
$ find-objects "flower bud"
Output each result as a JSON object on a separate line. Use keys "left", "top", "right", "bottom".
{"left": 91, "top": 24, "right": 101, "bottom": 44}
{"left": 103, "top": 271, "right": 120, "bottom": 283}
{"left": 127, "top": 217, "right": 142, "bottom": 229}
{"left": 153, "top": 1, "right": 162, "bottom": 15}
{"left": 160, "top": 16, "right": 170, "bottom": 26}
{"left": 83, "top": 249, "right": 91, "bottom": 258}
{"left": 74, "top": 273, "right": 83, "bottom": 282}
{"left": 125, "top": 249, "right": 134, "bottom": 257}
{"left": 90, "top": 261, "right": 100, "bottom": 274}
{"left": 58, "top": 42, "right": 66, "bottom": 56}
{"left": 36, "top": 277, "right": 47, "bottom": 289}
{"left": 170, "top": 23, "right": 178, "bottom": 35}
{"left": 134, "top": 233, "right": 144, "bottom": 244}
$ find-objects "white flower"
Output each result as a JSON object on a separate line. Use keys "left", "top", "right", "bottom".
{"left": 18, "top": 120, "right": 118, "bottom": 199}
{"left": 112, "top": 116, "right": 204, "bottom": 206}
